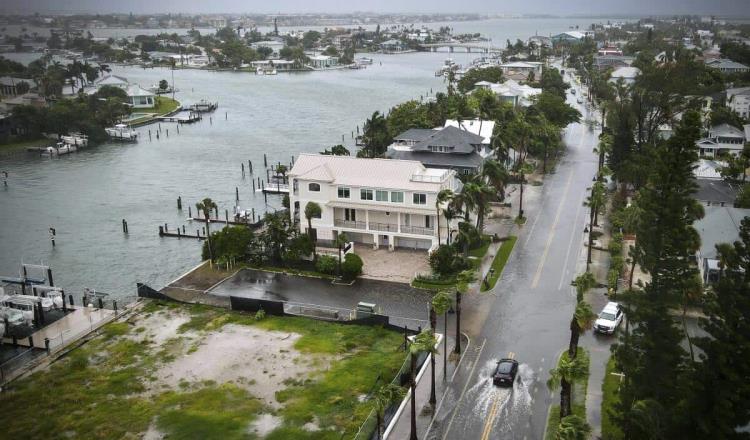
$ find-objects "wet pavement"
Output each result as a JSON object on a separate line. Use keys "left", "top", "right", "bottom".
{"left": 425, "top": 77, "right": 603, "bottom": 440}
{"left": 208, "top": 268, "right": 433, "bottom": 329}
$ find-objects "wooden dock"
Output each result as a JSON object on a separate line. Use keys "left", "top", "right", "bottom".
{"left": 158, "top": 112, "right": 202, "bottom": 124}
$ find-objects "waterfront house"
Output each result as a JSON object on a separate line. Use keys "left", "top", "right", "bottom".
{"left": 726, "top": 87, "right": 750, "bottom": 119}
{"left": 0, "top": 77, "right": 37, "bottom": 97}
{"left": 705, "top": 58, "right": 750, "bottom": 74}
{"left": 380, "top": 39, "right": 407, "bottom": 53}
{"left": 308, "top": 55, "right": 339, "bottom": 69}
{"left": 608, "top": 66, "right": 640, "bottom": 86}
{"left": 386, "top": 124, "right": 488, "bottom": 174}
{"left": 288, "top": 154, "right": 458, "bottom": 252}
{"left": 594, "top": 55, "right": 636, "bottom": 71}
{"left": 696, "top": 123, "right": 747, "bottom": 158}
{"left": 250, "top": 59, "right": 299, "bottom": 71}
{"left": 126, "top": 85, "right": 156, "bottom": 108}
{"left": 251, "top": 40, "right": 285, "bottom": 58}
{"left": 551, "top": 31, "right": 586, "bottom": 44}
{"left": 476, "top": 79, "right": 541, "bottom": 107}
{"left": 694, "top": 206, "right": 750, "bottom": 284}
{"left": 93, "top": 74, "right": 130, "bottom": 89}
{"left": 498, "top": 61, "right": 543, "bottom": 79}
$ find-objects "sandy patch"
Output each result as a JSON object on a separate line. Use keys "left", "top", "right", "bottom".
{"left": 248, "top": 414, "right": 283, "bottom": 437}
{"left": 153, "top": 324, "right": 325, "bottom": 408}
{"left": 128, "top": 310, "right": 192, "bottom": 345}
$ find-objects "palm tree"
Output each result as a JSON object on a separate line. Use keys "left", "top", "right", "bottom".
{"left": 504, "top": 114, "right": 533, "bottom": 219}
{"left": 432, "top": 290, "right": 452, "bottom": 382}
{"left": 436, "top": 189, "right": 454, "bottom": 245}
{"left": 414, "top": 329, "right": 438, "bottom": 408}
{"left": 372, "top": 383, "right": 405, "bottom": 439}
{"left": 334, "top": 232, "right": 349, "bottom": 276}
{"left": 547, "top": 353, "right": 588, "bottom": 418}
{"left": 584, "top": 181, "right": 606, "bottom": 268}
{"left": 620, "top": 201, "right": 643, "bottom": 289}
{"left": 594, "top": 133, "right": 613, "bottom": 174}
{"left": 454, "top": 269, "right": 475, "bottom": 354}
{"left": 304, "top": 201, "right": 321, "bottom": 260}
{"left": 407, "top": 330, "right": 431, "bottom": 440}
{"left": 481, "top": 159, "right": 509, "bottom": 202}
{"left": 567, "top": 300, "right": 596, "bottom": 359}
{"left": 556, "top": 415, "right": 591, "bottom": 440}
{"left": 456, "top": 221, "right": 477, "bottom": 258}
{"left": 572, "top": 272, "right": 596, "bottom": 303}
{"left": 196, "top": 198, "right": 218, "bottom": 261}
{"left": 443, "top": 203, "right": 459, "bottom": 245}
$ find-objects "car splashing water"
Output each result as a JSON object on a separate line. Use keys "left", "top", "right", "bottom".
{"left": 466, "top": 359, "right": 536, "bottom": 435}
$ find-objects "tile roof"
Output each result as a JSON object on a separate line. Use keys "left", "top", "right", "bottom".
{"left": 386, "top": 149, "right": 484, "bottom": 169}
{"left": 289, "top": 153, "right": 449, "bottom": 191}
{"left": 411, "top": 125, "right": 484, "bottom": 153}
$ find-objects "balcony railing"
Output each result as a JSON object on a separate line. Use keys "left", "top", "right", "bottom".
{"left": 370, "top": 222, "right": 399, "bottom": 232}
{"left": 400, "top": 225, "right": 435, "bottom": 236}
{"left": 334, "top": 219, "right": 367, "bottom": 230}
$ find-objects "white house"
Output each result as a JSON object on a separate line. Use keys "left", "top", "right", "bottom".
{"left": 696, "top": 123, "right": 747, "bottom": 157}
{"left": 727, "top": 87, "right": 750, "bottom": 119}
{"left": 476, "top": 79, "right": 541, "bottom": 107}
{"left": 609, "top": 66, "right": 640, "bottom": 85}
{"left": 498, "top": 61, "right": 543, "bottom": 79}
{"left": 694, "top": 206, "right": 750, "bottom": 284}
{"left": 125, "top": 84, "right": 156, "bottom": 108}
{"left": 93, "top": 74, "right": 129, "bottom": 89}
{"left": 307, "top": 55, "right": 339, "bottom": 69}
{"left": 289, "top": 154, "right": 458, "bottom": 252}
{"left": 705, "top": 58, "right": 750, "bottom": 74}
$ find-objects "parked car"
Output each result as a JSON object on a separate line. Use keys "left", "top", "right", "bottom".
{"left": 492, "top": 358, "right": 519, "bottom": 387}
{"left": 595, "top": 302, "right": 624, "bottom": 334}
{"left": 570, "top": 88, "right": 576, "bottom": 95}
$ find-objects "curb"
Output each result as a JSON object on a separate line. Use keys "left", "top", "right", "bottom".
{"left": 423, "top": 332, "right": 472, "bottom": 437}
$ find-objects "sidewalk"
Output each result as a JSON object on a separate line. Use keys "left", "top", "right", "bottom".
{"left": 386, "top": 333, "right": 466, "bottom": 439}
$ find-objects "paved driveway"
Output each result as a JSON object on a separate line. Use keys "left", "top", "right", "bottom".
{"left": 354, "top": 246, "right": 431, "bottom": 284}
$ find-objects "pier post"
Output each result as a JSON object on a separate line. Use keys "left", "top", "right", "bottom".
{"left": 252, "top": 180, "right": 256, "bottom": 192}
{"left": 264, "top": 191, "right": 268, "bottom": 204}
{"left": 122, "top": 219, "right": 128, "bottom": 234}
{"left": 225, "top": 112, "right": 228, "bottom": 120}
{"left": 166, "top": 129, "right": 169, "bottom": 137}
{"left": 159, "top": 226, "right": 164, "bottom": 236}
{"left": 188, "top": 206, "right": 192, "bottom": 218}
{"left": 236, "top": 187, "right": 239, "bottom": 201}
{"left": 177, "top": 228, "right": 181, "bottom": 237}
{"left": 82, "top": 294, "right": 88, "bottom": 307}
{"left": 98, "top": 297, "right": 104, "bottom": 309}
{"left": 264, "top": 154, "right": 267, "bottom": 167}
{"left": 257, "top": 177, "right": 261, "bottom": 188}
{"left": 225, "top": 209, "right": 229, "bottom": 223}
{"left": 249, "top": 160, "right": 252, "bottom": 174}
{"left": 197, "top": 229, "right": 200, "bottom": 237}
{"left": 113, "top": 301, "right": 117, "bottom": 312}
{"left": 182, "top": 225, "right": 186, "bottom": 234}
{"left": 62, "top": 291, "right": 67, "bottom": 312}
{"left": 210, "top": 117, "right": 212, "bottom": 125}
{"left": 342, "top": 134, "right": 344, "bottom": 143}
{"left": 252, "top": 208, "right": 255, "bottom": 222}
{"left": 177, "top": 196, "right": 182, "bottom": 210}
{"left": 68, "top": 295, "right": 74, "bottom": 306}
{"left": 266, "top": 168, "right": 270, "bottom": 182}
{"left": 32, "top": 304, "right": 39, "bottom": 327}
{"left": 47, "top": 268, "right": 54, "bottom": 287}
{"left": 12, "top": 335, "right": 18, "bottom": 347}
{"left": 149, "top": 130, "right": 152, "bottom": 141}
{"left": 202, "top": 226, "right": 206, "bottom": 235}
{"left": 242, "top": 163, "right": 245, "bottom": 176}
{"left": 164, "top": 223, "right": 168, "bottom": 232}
{"left": 351, "top": 131, "right": 354, "bottom": 139}
{"left": 44, "top": 338, "right": 50, "bottom": 354}
{"left": 214, "top": 206, "right": 218, "bottom": 218}
{"left": 49, "top": 227, "right": 56, "bottom": 247}
{"left": 177, "top": 125, "right": 179, "bottom": 134}
{"left": 156, "top": 131, "right": 159, "bottom": 140}
{"left": 28, "top": 336, "right": 34, "bottom": 348}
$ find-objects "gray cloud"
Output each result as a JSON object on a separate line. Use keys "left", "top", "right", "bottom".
{"left": 0, "top": 0, "right": 748, "bottom": 17}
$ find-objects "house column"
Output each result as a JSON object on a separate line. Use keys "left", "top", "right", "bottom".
{"left": 365, "top": 210, "right": 370, "bottom": 230}
{"left": 397, "top": 212, "right": 401, "bottom": 233}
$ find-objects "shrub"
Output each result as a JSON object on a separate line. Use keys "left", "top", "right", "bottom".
{"left": 608, "top": 240, "right": 622, "bottom": 256}
{"left": 255, "top": 309, "right": 266, "bottom": 321}
{"left": 608, "top": 269, "right": 619, "bottom": 291}
{"left": 611, "top": 256, "right": 624, "bottom": 273}
{"left": 429, "top": 245, "right": 470, "bottom": 277}
{"left": 202, "top": 226, "right": 254, "bottom": 261}
{"left": 284, "top": 233, "right": 314, "bottom": 263}
{"left": 315, "top": 255, "right": 337, "bottom": 275}
{"left": 341, "top": 253, "right": 364, "bottom": 280}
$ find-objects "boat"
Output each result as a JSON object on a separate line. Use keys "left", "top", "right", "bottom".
{"left": 0, "top": 307, "right": 27, "bottom": 327}
{"left": 106, "top": 124, "right": 139, "bottom": 142}
{"left": 256, "top": 67, "right": 277, "bottom": 75}
{"left": 187, "top": 99, "right": 218, "bottom": 113}
{"left": 356, "top": 57, "right": 374, "bottom": 65}
{"left": 6, "top": 294, "right": 55, "bottom": 312}
{"left": 60, "top": 133, "right": 88, "bottom": 147}
{"left": 41, "top": 142, "right": 77, "bottom": 156}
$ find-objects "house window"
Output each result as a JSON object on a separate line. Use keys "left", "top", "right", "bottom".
{"left": 425, "top": 216, "right": 431, "bottom": 228}
{"left": 413, "top": 193, "right": 427, "bottom": 205}
{"left": 309, "top": 183, "right": 321, "bottom": 192}
{"left": 376, "top": 190, "right": 388, "bottom": 202}
{"left": 391, "top": 192, "right": 404, "bottom": 203}
{"left": 338, "top": 187, "right": 350, "bottom": 198}
{"left": 361, "top": 189, "right": 373, "bottom": 200}
{"left": 345, "top": 208, "right": 356, "bottom": 221}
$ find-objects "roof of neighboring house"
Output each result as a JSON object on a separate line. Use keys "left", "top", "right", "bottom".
{"left": 444, "top": 119, "right": 495, "bottom": 145}
{"left": 499, "top": 61, "right": 542, "bottom": 69}
{"left": 125, "top": 84, "right": 155, "bottom": 97}
{"left": 694, "top": 206, "right": 750, "bottom": 260}
{"left": 94, "top": 74, "right": 129, "bottom": 87}
{"left": 727, "top": 87, "right": 750, "bottom": 100}
{"left": 386, "top": 149, "right": 484, "bottom": 170}
{"left": 411, "top": 125, "right": 484, "bottom": 154}
{"left": 0, "top": 76, "right": 36, "bottom": 88}
{"left": 393, "top": 128, "right": 437, "bottom": 142}
{"left": 552, "top": 31, "right": 586, "bottom": 40}
{"left": 380, "top": 39, "right": 403, "bottom": 45}
{"left": 695, "top": 179, "right": 739, "bottom": 204}
{"left": 745, "top": 124, "right": 750, "bottom": 140}
{"left": 710, "top": 123, "right": 745, "bottom": 138}
{"left": 289, "top": 153, "right": 450, "bottom": 191}
{"left": 706, "top": 58, "right": 749, "bottom": 70}
{"left": 610, "top": 66, "right": 641, "bottom": 79}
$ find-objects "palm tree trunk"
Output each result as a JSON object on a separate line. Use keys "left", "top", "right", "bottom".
{"left": 629, "top": 248, "right": 637, "bottom": 289}
{"left": 205, "top": 214, "right": 214, "bottom": 261}
{"left": 568, "top": 320, "right": 580, "bottom": 359}
{"left": 429, "top": 309, "right": 437, "bottom": 406}
{"left": 454, "top": 291, "right": 462, "bottom": 354}
{"left": 377, "top": 412, "right": 382, "bottom": 439}
{"left": 308, "top": 218, "right": 316, "bottom": 260}
{"left": 518, "top": 173, "right": 524, "bottom": 219}
{"left": 560, "top": 377, "right": 572, "bottom": 418}
{"left": 410, "top": 353, "right": 418, "bottom": 440}
{"left": 443, "top": 312, "right": 448, "bottom": 381}
{"left": 436, "top": 208, "right": 441, "bottom": 245}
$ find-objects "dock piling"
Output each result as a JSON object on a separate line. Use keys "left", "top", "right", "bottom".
{"left": 214, "top": 206, "right": 218, "bottom": 218}
{"left": 177, "top": 196, "right": 182, "bottom": 210}
{"left": 122, "top": 219, "right": 128, "bottom": 234}
{"left": 166, "top": 129, "right": 169, "bottom": 137}
{"left": 252, "top": 180, "right": 256, "bottom": 192}
{"left": 235, "top": 187, "right": 239, "bottom": 201}
{"left": 242, "top": 163, "right": 245, "bottom": 176}
{"left": 225, "top": 209, "right": 229, "bottom": 223}
{"left": 182, "top": 225, "right": 186, "bottom": 234}
{"left": 202, "top": 226, "right": 206, "bottom": 235}
{"left": 188, "top": 206, "right": 192, "bottom": 218}
{"left": 159, "top": 226, "right": 164, "bottom": 236}
{"left": 68, "top": 295, "right": 74, "bottom": 306}
{"left": 263, "top": 154, "right": 267, "bottom": 167}
{"left": 44, "top": 337, "right": 50, "bottom": 354}
{"left": 225, "top": 112, "right": 228, "bottom": 120}
{"left": 249, "top": 160, "right": 252, "bottom": 174}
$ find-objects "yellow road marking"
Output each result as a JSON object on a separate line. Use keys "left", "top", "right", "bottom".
{"left": 480, "top": 392, "right": 501, "bottom": 440}
{"left": 531, "top": 169, "right": 575, "bottom": 289}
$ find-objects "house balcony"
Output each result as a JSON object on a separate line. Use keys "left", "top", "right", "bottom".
{"left": 334, "top": 219, "right": 367, "bottom": 230}
{"left": 333, "top": 218, "right": 434, "bottom": 236}
{"left": 399, "top": 225, "right": 435, "bottom": 236}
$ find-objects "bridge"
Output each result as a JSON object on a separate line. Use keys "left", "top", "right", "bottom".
{"left": 419, "top": 41, "right": 504, "bottom": 54}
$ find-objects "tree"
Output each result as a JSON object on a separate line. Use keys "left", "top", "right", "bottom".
{"left": 454, "top": 269, "right": 475, "bottom": 354}
{"left": 531, "top": 91, "right": 581, "bottom": 127}
{"left": 567, "top": 301, "right": 595, "bottom": 359}
{"left": 414, "top": 328, "right": 438, "bottom": 409}
{"left": 359, "top": 111, "right": 390, "bottom": 158}
{"left": 372, "top": 383, "right": 405, "bottom": 439}
{"left": 504, "top": 114, "right": 534, "bottom": 218}
{"left": 304, "top": 201, "right": 321, "bottom": 259}
{"left": 539, "top": 66, "right": 569, "bottom": 98}
{"left": 736, "top": 183, "right": 750, "bottom": 208}
{"left": 686, "top": 217, "right": 750, "bottom": 438}
{"left": 203, "top": 226, "right": 253, "bottom": 262}
{"left": 341, "top": 253, "right": 363, "bottom": 280}
{"left": 196, "top": 198, "right": 218, "bottom": 261}
{"left": 556, "top": 415, "right": 591, "bottom": 440}
{"left": 481, "top": 159, "right": 508, "bottom": 201}
{"left": 432, "top": 290, "right": 452, "bottom": 383}
{"left": 456, "top": 66, "right": 504, "bottom": 93}
{"left": 320, "top": 144, "right": 350, "bottom": 155}
{"left": 547, "top": 352, "right": 588, "bottom": 419}
{"left": 584, "top": 181, "right": 606, "bottom": 268}
{"left": 158, "top": 79, "right": 168, "bottom": 90}
{"left": 436, "top": 189, "right": 453, "bottom": 245}
{"left": 594, "top": 133, "right": 613, "bottom": 174}
{"left": 14, "top": 80, "right": 29, "bottom": 95}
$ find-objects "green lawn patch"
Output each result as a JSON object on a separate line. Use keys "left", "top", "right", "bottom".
{"left": 545, "top": 348, "right": 590, "bottom": 440}
{"left": 602, "top": 356, "right": 624, "bottom": 440}
{"left": 0, "top": 301, "right": 406, "bottom": 440}
{"left": 140, "top": 96, "right": 180, "bottom": 114}
{"left": 0, "top": 137, "right": 50, "bottom": 154}
{"left": 481, "top": 236, "right": 517, "bottom": 292}
{"left": 411, "top": 276, "right": 456, "bottom": 290}
{"left": 515, "top": 216, "right": 527, "bottom": 225}
{"left": 469, "top": 235, "right": 492, "bottom": 259}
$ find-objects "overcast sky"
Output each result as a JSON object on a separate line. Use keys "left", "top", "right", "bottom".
{"left": 1, "top": 0, "right": 747, "bottom": 17}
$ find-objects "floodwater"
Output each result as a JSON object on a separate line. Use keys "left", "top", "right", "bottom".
{"left": 0, "top": 18, "right": 622, "bottom": 299}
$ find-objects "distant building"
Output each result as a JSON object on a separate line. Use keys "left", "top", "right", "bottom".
{"left": 498, "top": 61, "right": 543, "bottom": 79}
{"left": 550, "top": 31, "right": 586, "bottom": 44}
{"left": 251, "top": 40, "right": 285, "bottom": 58}
{"left": 694, "top": 206, "right": 750, "bottom": 284}
{"left": 288, "top": 154, "right": 458, "bottom": 251}
{"left": 0, "top": 77, "right": 36, "bottom": 97}
{"left": 593, "top": 55, "right": 636, "bottom": 70}
{"left": 307, "top": 55, "right": 339, "bottom": 69}
{"left": 726, "top": 87, "right": 750, "bottom": 119}
{"left": 475, "top": 79, "right": 542, "bottom": 107}
{"left": 125, "top": 85, "right": 156, "bottom": 108}
{"left": 695, "top": 179, "right": 739, "bottom": 207}
{"left": 608, "top": 66, "right": 641, "bottom": 85}
{"left": 380, "top": 39, "right": 407, "bottom": 53}
{"left": 705, "top": 58, "right": 750, "bottom": 74}
{"left": 696, "top": 123, "right": 747, "bottom": 157}
{"left": 597, "top": 46, "right": 623, "bottom": 56}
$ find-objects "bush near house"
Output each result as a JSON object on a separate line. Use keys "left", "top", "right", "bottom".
{"left": 315, "top": 255, "right": 337, "bottom": 275}
{"left": 341, "top": 253, "right": 363, "bottom": 280}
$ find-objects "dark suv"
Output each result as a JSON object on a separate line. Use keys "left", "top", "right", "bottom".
{"left": 492, "top": 359, "right": 519, "bottom": 387}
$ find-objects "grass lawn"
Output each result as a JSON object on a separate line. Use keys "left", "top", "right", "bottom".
{"left": 0, "top": 300, "right": 406, "bottom": 439}
{"left": 0, "top": 137, "right": 50, "bottom": 154}
{"left": 140, "top": 96, "right": 180, "bottom": 114}
{"left": 601, "top": 356, "right": 624, "bottom": 440}
{"left": 481, "top": 236, "right": 517, "bottom": 292}
{"left": 545, "top": 348, "right": 590, "bottom": 440}
{"left": 411, "top": 276, "right": 457, "bottom": 290}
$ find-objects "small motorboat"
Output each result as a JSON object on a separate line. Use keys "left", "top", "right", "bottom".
{"left": 106, "top": 124, "right": 139, "bottom": 142}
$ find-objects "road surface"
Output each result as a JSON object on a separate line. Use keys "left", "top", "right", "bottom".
{"left": 426, "top": 76, "right": 601, "bottom": 440}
